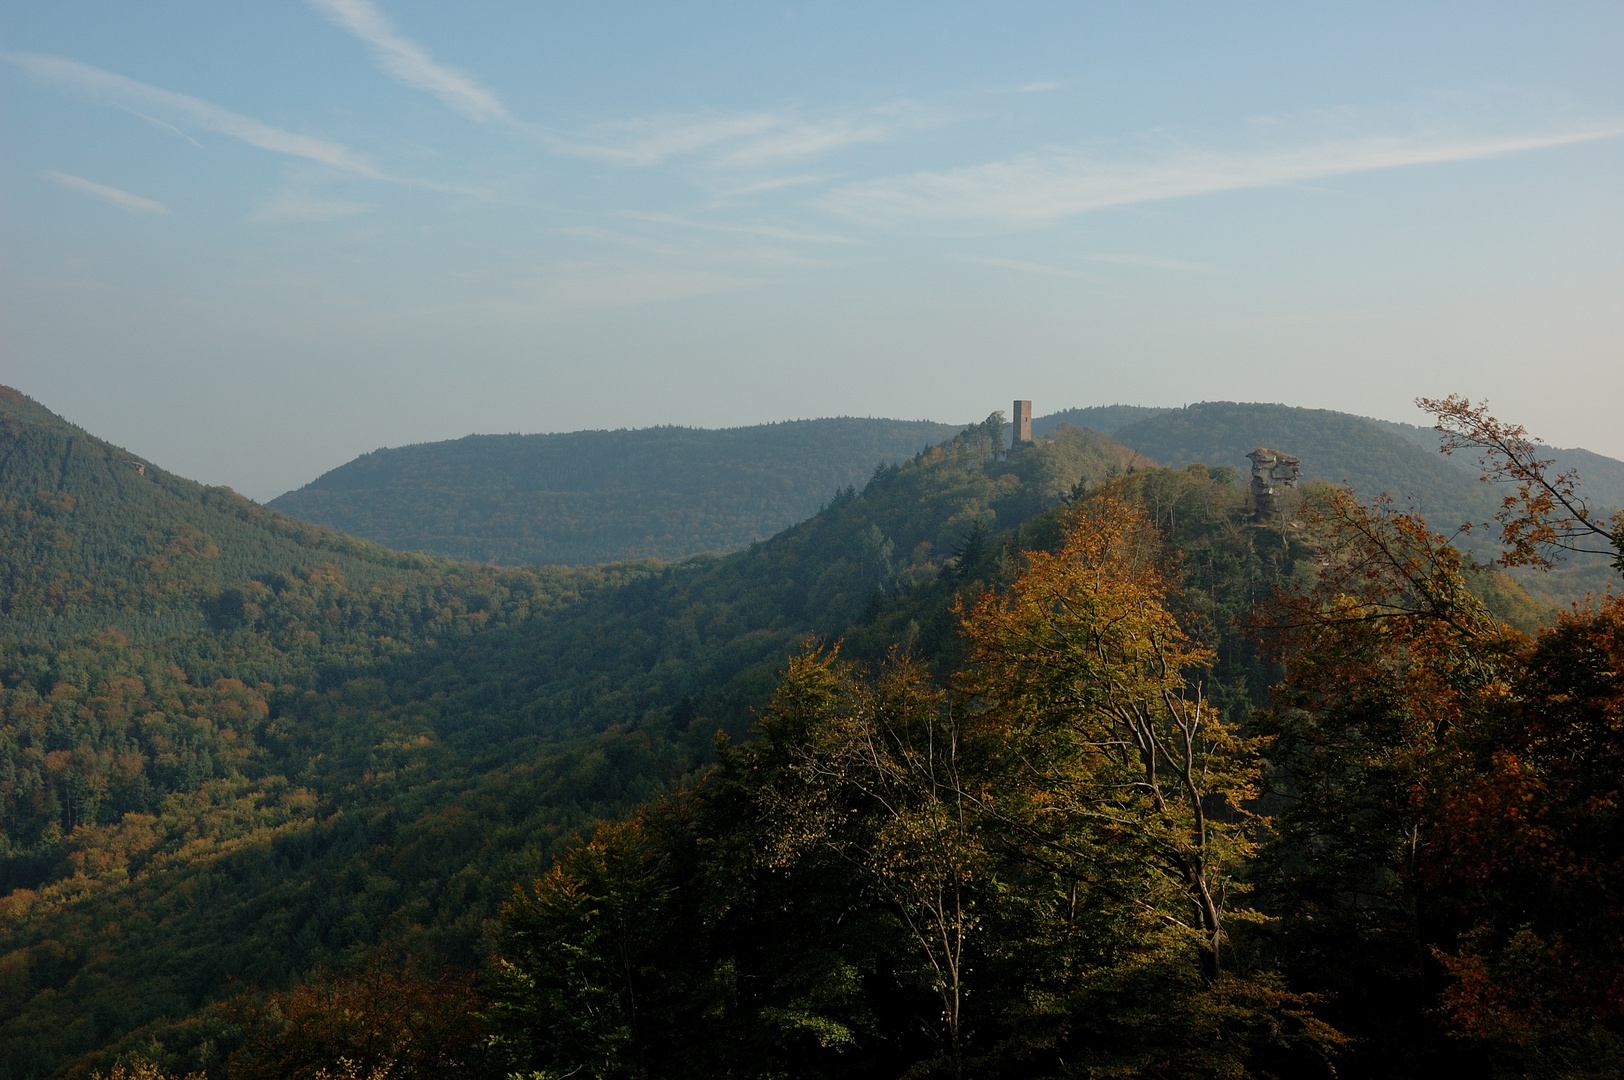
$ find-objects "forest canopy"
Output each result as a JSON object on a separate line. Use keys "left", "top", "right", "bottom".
{"left": 267, "top": 419, "right": 963, "bottom": 566}
{"left": 2, "top": 384, "right": 1620, "bottom": 1080}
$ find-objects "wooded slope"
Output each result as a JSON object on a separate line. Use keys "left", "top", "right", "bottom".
{"left": 268, "top": 419, "right": 962, "bottom": 566}
{"left": 0, "top": 389, "right": 1134, "bottom": 1078}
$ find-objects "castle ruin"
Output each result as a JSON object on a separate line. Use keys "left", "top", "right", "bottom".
{"left": 1247, "top": 447, "right": 1302, "bottom": 521}
{"left": 1011, "top": 400, "right": 1033, "bottom": 456}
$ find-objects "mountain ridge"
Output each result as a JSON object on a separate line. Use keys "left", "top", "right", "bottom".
{"left": 266, "top": 399, "right": 1623, "bottom": 595}
{"left": 269, "top": 417, "right": 963, "bottom": 566}
{"left": 0, "top": 391, "right": 1147, "bottom": 1076}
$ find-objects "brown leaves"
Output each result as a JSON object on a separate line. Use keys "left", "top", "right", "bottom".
{"left": 1421, "top": 394, "right": 1624, "bottom": 574}
{"left": 228, "top": 965, "right": 489, "bottom": 1080}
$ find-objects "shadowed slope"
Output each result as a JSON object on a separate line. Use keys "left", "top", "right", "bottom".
{"left": 268, "top": 419, "right": 963, "bottom": 566}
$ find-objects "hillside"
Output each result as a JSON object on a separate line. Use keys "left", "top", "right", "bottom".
{"left": 1032, "top": 404, "right": 1173, "bottom": 436}
{"left": 1042, "top": 400, "right": 1624, "bottom": 523}
{"left": 1089, "top": 401, "right": 1619, "bottom": 603}
{"left": 0, "top": 391, "right": 1145, "bottom": 1077}
{"left": 1370, "top": 415, "right": 1624, "bottom": 508}
{"left": 2, "top": 387, "right": 1583, "bottom": 1080}
{"left": 268, "top": 419, "right": 963, "bottom": 566}
{"left": 267, "top": 402, "right": 1620, "bottom": 607}
{"left": 1099, "top": 402, "right": 1499, "bottom": 528}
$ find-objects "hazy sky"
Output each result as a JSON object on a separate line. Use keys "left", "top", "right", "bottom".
{"left": 3, "top": 1, "right": 1620, "bottom": 500}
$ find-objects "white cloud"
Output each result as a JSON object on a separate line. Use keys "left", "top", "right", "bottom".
{"left": 254, "top": 191, "right": 374, "bottom": 222}
{"left": 717, "top": 117, "right": 892, "bottom": 166}
{"left": 821, "top": 126, "right": 1624, "bottom": 226}
{"left": 305, "top": 0, "right": 509, "bottom": 124}
{"left": 6, "top": 52, "right": 379, "bottom": 175}
{"left": 42, "top": 170, "right": 170, "bottom": 213}
{"left": 1014, "top": 81, "right": 1063, "bottom": 94}
{"left": 712, "top": 174, "right": 830, "bottom": 198}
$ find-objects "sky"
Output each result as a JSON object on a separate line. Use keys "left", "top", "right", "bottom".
{"left": 2, "top": 1, "right": 1620, "bottom": 501}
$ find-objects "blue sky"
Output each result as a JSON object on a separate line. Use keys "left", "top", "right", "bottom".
{"left": 2, "top": 1, "right": 1620, "bottom": 499}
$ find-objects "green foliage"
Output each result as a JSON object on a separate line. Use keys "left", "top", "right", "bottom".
{"left": 5, "top": 381, "right": 1592, "bottom": 1080}
{"left": 0, "top": 394, "right": 1129, "bottom": 1077}
{"left": 1114, "top": 401, "right": 1501, "bottom": 538}
{"left": 486, "top": 514, "right": 1344, "bottom": 1079}
{"left": 1032, "top": 405, "right": 1174, "bottom": 436}
{"left": 268, "top": 419, "right": 964, "bottom": 566}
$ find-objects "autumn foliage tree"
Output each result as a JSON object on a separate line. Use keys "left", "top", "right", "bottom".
{"left": 1250, "top": 487, "right": 1522, "bottom": 1075}
{"left": 1424, "top": 598, "right": 1624, "bottom": 1075}
{"left": 1421, "top": 393, "right": 1624, "bottom": 573}
{"left": 1254, "top": 428, "right": 1624, "bottom": 1077}
{"left": 227, "top": 965, "right": 492, "bottom": 1080}
{"left": 955, "top": 487, "right": 1256, "bottom": 986}
{"left": 486, "top": 482, "right": 1343, "bottom": 1079}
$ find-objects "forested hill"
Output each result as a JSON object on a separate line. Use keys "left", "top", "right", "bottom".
{"left": 1370, "top": 415, "right": 1624, "bottom": 508}
{"left": 1033, "top": 404, "right": 1173, "bottom": 435}
{"left": 1088, "top": 401, "right": 1623, "bottom": 603}
{"left": 1073, "top": 400, "right": 1624, "bottom": 525}
{"left": 0, "top": 388, "right": 1141, "bottom": 1077}
{"left": 0, "top": 387, "right": 599, "bottom": 654}
{"left": 1105, "top": 402, "right": 1501, "bottom": 528}
{"left": 268, "top": 418, "right": 962, "bottom": 566}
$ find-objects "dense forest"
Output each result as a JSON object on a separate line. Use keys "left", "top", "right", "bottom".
{"left": 3, "top": 384, "right": 1620, "bottom": 1080}
{"left": 1091, "top": 402, "right": 1621, "bottom": 606}
{"left": 1371, "top": 415, "right": 1624, "bottom": 507}
{"left": 0, "top": 389, "right": 1127, "bottom": 1076}
{"left": 269, "top": 402, "right": 1622, "bottom": 607}
{"left": 267, "top": 419, "right": 961, "bottom": 566}
{"left": 1041, "top": 404, "right": 1624, "bottom": 515}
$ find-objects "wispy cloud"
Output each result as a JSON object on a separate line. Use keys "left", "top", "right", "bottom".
{"left": 716, "top": 116, "right": 892, "bottom": 166}
{"left": 42, "top": 170, "right": 170, "bottom": 213}
{"left": 6, "top": 52, "right": 379, "bottom": 175}
{"left": 126, "top": 110, "right": 204, "bottom": 147}
{"left": 556, "top": 103, "right": 926, "bottom": 169}
{"left": 712, "top": 174, "right": 831, "bottom": 198}
{"left": 619, "top": 212, "right": 856, "bottom": 245}
{"left": 305, "top": 0, "right": 509, "bottom": 124}
{"left": 557, "top": 113, "right": 782, "bottom": 166}
{"left": 1014, "top": 81, "right": 1063, "bottom": 94}
{"left": 822, "top": 126, "right": 1624, "bottom": 226}
{"left": 253, "top": 190, "right": 374, "bottom": 223}
{"left": 1080, "top": 252, "right": 1216, "bottom": 273}
{"left": 959, "top": 255, "right": 1099, "bottom": 280}
{"left": 488, "top": 263, "right": 752, "bottom": 317}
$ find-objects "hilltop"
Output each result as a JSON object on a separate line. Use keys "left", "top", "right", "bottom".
{"left": 0, "top": 390, "right": 1143, "bottom": 1076}
{"left": 1, "top": 385, "right": 1584, "bottom": 1079}
{"left": 268, "top": 401, "right": 1623, "bottom": 604}
{"left": 1369, "top": 414, "right": 1624, "bottom": 508}
{"left": 1066, "top": 401, "right": 1619, "bottom": 603}
{"left": 268, "top": 419, "right": 962, "bottom": 566}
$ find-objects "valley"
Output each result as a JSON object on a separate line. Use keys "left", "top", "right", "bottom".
{"left": 0, "top": 385, "right": 1618, "bottom": 1079}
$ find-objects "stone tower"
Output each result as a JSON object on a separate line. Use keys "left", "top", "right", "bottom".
{"left": 1247, "top": 447, "right": 1302, "bottom": 521}
{"left": 1011, "top": 400, "right": 1033, "bottom": 452}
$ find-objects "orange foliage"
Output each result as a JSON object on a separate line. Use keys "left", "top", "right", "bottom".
{"left": 955, "top": 485, "right": 1256, "bottom": 984}
{"left": 228, "top": 965, "right": 491, "bottom": 1080}
{"left": 1430, "top": 595, "right": 1624, "bottom": 1038}
{"left": 1421, "top": 394, "right": 1624, "bottom": 572}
